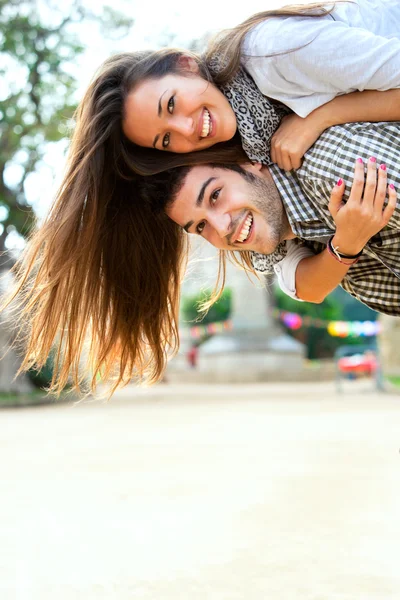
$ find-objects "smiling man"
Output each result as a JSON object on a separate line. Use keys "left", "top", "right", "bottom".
{"left": 142, "top": 121, "right": 400, "bottom": 316}
{"left": 166, "top": 162, "right": 294, "bottom": 255}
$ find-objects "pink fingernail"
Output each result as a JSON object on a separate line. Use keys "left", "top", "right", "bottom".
{"left": 337, "top": 178, "right": 343, "bottom": 187}
{"left": 369, "top": 157, "right": 376, "bottom": 163}
{"left": 357, "top": 158, "right": 363, "bottom": 164}
{"left": 390, "top": 183, "right": 395, "bottom": 190}
{"left": 380, "top": 164, "right": 387, "bottom": 171}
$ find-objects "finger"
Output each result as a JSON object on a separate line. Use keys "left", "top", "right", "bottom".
{"left": 328, "top": 178, "right": 346, "bottom": 217}
{"left": 374, "top": 163, "right": 388, "bottom": 212}
{"left": 362, "top": 157, "right": 377, "bottom": 208}
{"left": 290, "top": 153, "right": 302, "bottom": 170}
{"left": 347, "top": 158, "right": 366, "bottom": 205}
{"left": 382, "top": 183, "right": 397, "bottom": 223}
{"left": 281, "top": 150, "right": 293, "bottom": 172}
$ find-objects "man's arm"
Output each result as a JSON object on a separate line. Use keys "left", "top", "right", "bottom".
{"left": 295, "top": 159, "right": 397, "bottom": 303}
{"left": 295, "top": 249, "right": 352, "bottom": 303}
{"left": 271, "top": 89, "right": 400, "bottom": 171}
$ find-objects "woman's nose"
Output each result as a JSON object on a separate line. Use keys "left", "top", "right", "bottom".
{"left": 172, "top": 116, "right": 195, "bottom": 137}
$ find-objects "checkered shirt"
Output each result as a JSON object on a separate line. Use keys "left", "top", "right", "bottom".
{"left": 268, "top": 121, "right": 400, "bottom": 316}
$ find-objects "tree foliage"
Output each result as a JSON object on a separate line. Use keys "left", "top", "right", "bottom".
{"left": 0, "top": 0, "right": 133, "bottom": 259}
{"left": 181, "top": 288, "right": 232, "bottom": 325}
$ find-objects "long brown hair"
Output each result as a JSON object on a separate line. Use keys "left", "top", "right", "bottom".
{"left": 2, "top": 176, "right": 187, "bottom": 396}
{"left": 0, "top": 49, "right": 199, "bottom": 396}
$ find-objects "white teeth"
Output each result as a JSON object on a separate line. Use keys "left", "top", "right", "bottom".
{"left": 200, "top": 108, "right": 212, "bottom": 137}
{"left": 237, "top": 214, "right": 253, "bottom": 243}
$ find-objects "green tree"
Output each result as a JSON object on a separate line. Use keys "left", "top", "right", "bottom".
{"left": 0, "top": 0, "right": 133, "bottom": 260}
{"left": 0, "top": 0, "right": 133, "bottom": 392}
{"left": 181, "top": 288, "right": 232, "bottom": 326}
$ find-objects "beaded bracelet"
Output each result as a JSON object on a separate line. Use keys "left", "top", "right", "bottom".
{"left": 327, "top": 236, "right": 363, "bottom": 265}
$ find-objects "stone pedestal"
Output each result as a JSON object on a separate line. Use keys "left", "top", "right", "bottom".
{"left": 195, "top": 246, "right": 304, "bottom": 382}
{"left": 197, "top": 328, "right": 305, "bottom": 383}
{"left": 0, "top": 273, "right": 34, "bottom": 393}
{"left": 169, "top": 238, "right": 305, "bottom": 382}
{"left": 378, "top": 314, "right": 400, "bottom": 377}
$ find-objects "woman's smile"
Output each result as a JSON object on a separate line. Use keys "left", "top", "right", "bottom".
{"left": 122, "top": 67, "right": 237, "bottom": 153}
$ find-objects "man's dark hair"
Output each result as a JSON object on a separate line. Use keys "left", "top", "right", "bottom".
{"left": 140, "top": 163, "right": 256, "bottom": 215}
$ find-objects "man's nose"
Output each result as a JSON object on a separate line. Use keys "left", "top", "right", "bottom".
{"left": 172, "top": 116, "right": 195, "bottom": 137}
{"left": 209, "top": 213, "right": 231, "bottom": 238}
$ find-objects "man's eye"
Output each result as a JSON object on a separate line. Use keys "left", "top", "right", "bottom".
{"left": 162, "top": 132, "right": 170, "bottom": 148}
{"left": 167, "top": 96, "right": 175, "bottom": 114}
{"left": 210, "top": 189, "right": 220, "bottom": 205}
{"left": 196, "top": 221, "right": 206, "bottom": 235}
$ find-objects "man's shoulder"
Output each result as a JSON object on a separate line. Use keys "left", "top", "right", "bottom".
{"left": 299, "top": 121, "right": 400, "bottom": 183}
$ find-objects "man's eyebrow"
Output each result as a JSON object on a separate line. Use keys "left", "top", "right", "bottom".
{"left": 152, "top": 90, "right": 168, "bottom": 149}
{"left": 183, "top": 176, "right": 217, "bottom": 232}
{"left": 183, "top": 220, "right": 194, "bottom": 233}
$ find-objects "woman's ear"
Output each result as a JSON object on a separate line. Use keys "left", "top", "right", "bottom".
{"left": 177, "top": 55, "right": 200, "bottom": 75}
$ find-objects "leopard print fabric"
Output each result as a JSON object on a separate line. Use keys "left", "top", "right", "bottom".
{"left": 207, "top": 58, "right": 291, "bottom": 273}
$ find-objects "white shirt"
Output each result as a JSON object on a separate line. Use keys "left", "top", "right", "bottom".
{"left": 242, "top": 0, "right": 400, "bottom": 117}
{"left": 269, "top": 241, "right": 312, "bottom": 301}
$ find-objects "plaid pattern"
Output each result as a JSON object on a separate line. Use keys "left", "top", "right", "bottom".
{"left": 269, "top": 121, "right": 400, "bottom": 316}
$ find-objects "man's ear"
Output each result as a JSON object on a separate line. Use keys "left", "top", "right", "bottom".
{"left": 242, "top": 162, "right": 263, "bottom": 173}
{"left": 177, "top": 55, "right": 200, "bottom": 75}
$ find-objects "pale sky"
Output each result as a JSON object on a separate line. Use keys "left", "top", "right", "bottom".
{"left": 76, "top": 0, "right": 289, "bottom": 93}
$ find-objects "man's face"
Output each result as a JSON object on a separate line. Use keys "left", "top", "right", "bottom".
{"left": 165, "top": 164, "right": 290, "bottom": 255}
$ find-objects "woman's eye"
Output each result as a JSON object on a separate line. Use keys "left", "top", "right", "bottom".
{"left": 196, "top": 221, "right": 206, "bottom": 235}
{"left": 162, "top": 132, "right": 170, "bottom": 148}
{"left": 167, "top": 96, "right": 175, "bottom": 114}
{"left": 210, "top": 189, "right": 220, "bottom": 205}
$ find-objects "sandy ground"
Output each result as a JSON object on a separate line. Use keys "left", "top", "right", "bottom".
{"left": 1, "top": 380, "right": 400, "bottom": 599}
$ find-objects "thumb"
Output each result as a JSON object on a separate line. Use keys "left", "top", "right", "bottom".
{"left": 328, "top": 178, "right": 345, "bottom": 218}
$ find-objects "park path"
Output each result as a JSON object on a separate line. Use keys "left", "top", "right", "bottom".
{"left": 1, "top": 381, "right": 400, "bottom": 599}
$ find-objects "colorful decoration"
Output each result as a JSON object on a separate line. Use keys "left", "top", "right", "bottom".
{"left": 282, "top": 312, "right": 302, "bottom": 330}
{"left": 273, "top": 309, "right": 381, "bottom": 337}
{"left": 189, "top": 319, "right": 233, "bottom": 339}
{"left": 188, "top": 314, "right": 381, "bottom": 340}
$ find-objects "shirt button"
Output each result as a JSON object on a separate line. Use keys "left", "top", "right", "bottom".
{"left": 275, "top": 266, "right": 281, "bottom": 273}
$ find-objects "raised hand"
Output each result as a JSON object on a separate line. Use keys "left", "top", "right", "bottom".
{"left": 329, "top": 157, "right": 397, "bottom": 256}
{"left": 270, "top": 113, "right": 325, "bottom": 171}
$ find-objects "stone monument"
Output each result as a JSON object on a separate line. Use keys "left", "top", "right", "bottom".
{"left": 170, "top": 238, "right": 305, "bottom": 382}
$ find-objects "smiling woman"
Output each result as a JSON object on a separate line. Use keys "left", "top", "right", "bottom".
{"left": 122, "top": 59, "right": 237, "bottom": 153}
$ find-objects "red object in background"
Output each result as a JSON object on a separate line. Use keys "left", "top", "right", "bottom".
{"left": 337, "top": 352, "right": 377, "bottom": 375}
{"left": 187, "top": 346, "right": 198, "bottom": 368}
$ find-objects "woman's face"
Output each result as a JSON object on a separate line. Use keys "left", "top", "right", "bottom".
{"left": 122, "top": 59, "right": 237, "bottom": 153}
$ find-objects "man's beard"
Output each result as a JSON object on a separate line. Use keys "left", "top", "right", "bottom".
{"left": 241, "top": 171, "right": 285, "bottom": 254}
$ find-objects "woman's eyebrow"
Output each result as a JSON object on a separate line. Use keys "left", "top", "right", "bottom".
{"left": 152, "top": 90, "right": 168, "bottom": 149}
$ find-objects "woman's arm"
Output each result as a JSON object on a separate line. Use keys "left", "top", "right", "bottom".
{"left": 271, "top": 89, "right": 400, "bottom": 171}
{"left": 294, "top": 158, "right": 396, "bottom": 303}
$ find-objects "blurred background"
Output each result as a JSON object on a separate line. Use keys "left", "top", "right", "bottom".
{"left": 1, "top": 2, "right": 400, "bottom": 598}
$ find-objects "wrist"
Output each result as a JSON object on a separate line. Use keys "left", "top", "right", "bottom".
{"left": 330, "top": 234, "right": 365, "bottom": 257}
{"left": 327, "top": 236, "right": 362, "bottom": 266}
{"left": 307, "top": 104, "right": 334, "bottom": 132}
